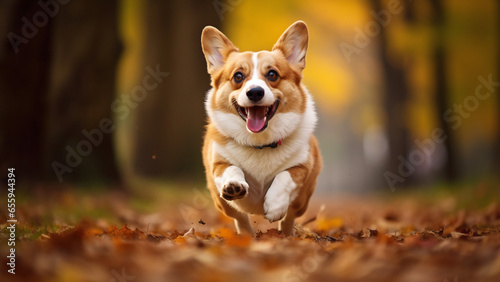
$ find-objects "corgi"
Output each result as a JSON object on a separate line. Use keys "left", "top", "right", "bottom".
{"left": 201, "top": 21, "right": 322, "bottom": 236}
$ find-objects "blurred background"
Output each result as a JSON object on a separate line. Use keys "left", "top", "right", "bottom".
{"left": 0, "top": 0, "right": 498, "bottom": 194}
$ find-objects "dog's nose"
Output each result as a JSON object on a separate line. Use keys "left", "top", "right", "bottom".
{"left": 246, "top": 86, "right": 265, "bottom": 102}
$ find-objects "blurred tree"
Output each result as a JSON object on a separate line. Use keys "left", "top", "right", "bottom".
{"left": 431, "top": 0, "right": 457, "bottom": 180}
{"left": 132, "top": 0, "right": 220, "bottom": 179}
{"left": 0, "top": 0, "right": 123, "bottom": 184}
{"left": 0, "top": 0, "right": 52, "bottom": 182}
{"left": 45, "top": 0, "right": 122, "bottom": 184}
{"left": 372, "top": 0, "right": 411, "bottom": 183}
{"left": 496, "top": 0, "right": 500, "bottom": 174}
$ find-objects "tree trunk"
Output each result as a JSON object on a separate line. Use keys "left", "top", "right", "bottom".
{"left": 431, "top": 0, "right": 457, "bottom": 180}
{"left": 496, "top": 0, "right": 500, "bottom": 174}
{"left": 45, "top": 0, "right": 122, "bottom": 184}
{"left": 371, "top": 0, "right": 411, "bottom": 185}
{"left": 0, "top": 0, "right": 52, "bottom": 182}
{"left": 133, "top": 0, "right": 220, "bottom": 180}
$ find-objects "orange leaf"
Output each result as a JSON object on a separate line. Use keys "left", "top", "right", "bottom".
{"left": 84, "top": 227, "right": 104, "bottom": 237}
{"left": 174, "top": 235, "right": 187, "bottom": 245}
{"left": 226, "top": 234, "right": 252, "bottom": 248}
{"left": 215, "top": 227, "right": 236, "bottom": 239}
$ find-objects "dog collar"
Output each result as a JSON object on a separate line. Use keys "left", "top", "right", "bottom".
{"left": 253, "top": 139, "right": 282, "bottom": 149}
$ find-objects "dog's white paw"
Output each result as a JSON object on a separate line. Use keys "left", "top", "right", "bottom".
{"left": 264, "top": 192, "right": 289, "bottom": 223}
{"left": 220, "top": 180, "right": 249, "bottom": 201}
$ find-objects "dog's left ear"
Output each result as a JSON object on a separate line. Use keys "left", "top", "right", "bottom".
{"left": 201, "top": 26, "right": 238, "bottom": 75}
{"left": 272, "top": 21, "right": 309, "bottom": 71}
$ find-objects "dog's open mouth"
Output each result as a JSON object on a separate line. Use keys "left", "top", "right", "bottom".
{"left": 235, "top": 100, "right": 280, "bottom": 133}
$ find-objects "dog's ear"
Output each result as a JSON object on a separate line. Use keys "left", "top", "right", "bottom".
{"left": 272, "top": 21, "right": 309, "bottom": 71}
{"left": 201, "top": 26, "right": 238, "bottom": 75}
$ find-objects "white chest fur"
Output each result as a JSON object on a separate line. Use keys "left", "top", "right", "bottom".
{"left": 213, "top": 134, "right": 309, "bottom": 185}
{"left": 209, "top": 93, "right": 317, "bottom": 214}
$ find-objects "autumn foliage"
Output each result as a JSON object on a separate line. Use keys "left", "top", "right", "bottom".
{"left": 1, "top": 185, "right": 500, "bottom": 282}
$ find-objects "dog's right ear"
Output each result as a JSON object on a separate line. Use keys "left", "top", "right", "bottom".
{"left": 201, "top": 26, "right": 238, "bottom": 75}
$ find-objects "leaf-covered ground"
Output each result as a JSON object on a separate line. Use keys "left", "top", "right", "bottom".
{"left": 1, "top": 181, "right": 500, "bottom": 282}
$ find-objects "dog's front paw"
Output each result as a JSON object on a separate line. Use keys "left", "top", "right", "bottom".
{"left": 221, "top": 181, "right": 248, "bottom": 201}
{"left": 264, "top": 193, "right": 289, "bottom": 223}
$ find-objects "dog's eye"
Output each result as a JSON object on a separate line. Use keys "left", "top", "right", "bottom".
{"left": 233, "top": 72, "right": 245, "bottom": 83}
{"left": 266, "top": 70, "right": 279, "bottom": 81}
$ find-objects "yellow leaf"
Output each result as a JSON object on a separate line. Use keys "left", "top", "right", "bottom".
{"left": 317, "top": 217, "right": 344, "bottom": 231}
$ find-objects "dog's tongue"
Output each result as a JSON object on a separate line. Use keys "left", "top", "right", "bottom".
{"left": 246, "top": 106, "right": 267, "bottom": 133}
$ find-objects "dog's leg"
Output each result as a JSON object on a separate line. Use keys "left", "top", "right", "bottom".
{"left": 214, "top": 165, "right": 249, "bottom": 201}
{"left": 233, "top": 213, "right": 254, "bottom": 235}
{"left": 264, "top": 171, "right": 298, "bottom": 223}
{"left": 215, "top": 194, "right": 255, "bottom": 235}
{"left": 264, "top": 165, "right": 310, "bottom": 228}
{"left": 279, "top": 207, "right": 296, "bottom": 236}
{"left": 212, "top": 163, "right": 254, "bottom": 234}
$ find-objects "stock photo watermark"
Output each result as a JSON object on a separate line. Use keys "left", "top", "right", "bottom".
{"left": 384, "top": 74, "right": 500, "bottom": 191}
{"left": 7, "top": 0, "right": 71, "bottom": 54}
{"left": 339, "top": 0, "right": 411, "bottom": 63}
{"left": 6, "top": 168, "right": 17, "bottom": 275}
{"left": 212, "top": 0, "right": 243, "bottom": 21}
{"left": 51, "top": 64, "right": 169, "bottom": 182}
{"left": 109, "top": 267, "right": 135, "bottom": 282}
{"left": 282, "top": 248, "right": 328, "bottom": 282}
{"left": 179, "top": 188, "right": 212, "bottom": 226}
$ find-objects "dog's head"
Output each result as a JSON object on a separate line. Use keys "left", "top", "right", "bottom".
{"left": 201, "top": 21, "right": 310, "bottom": 146}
